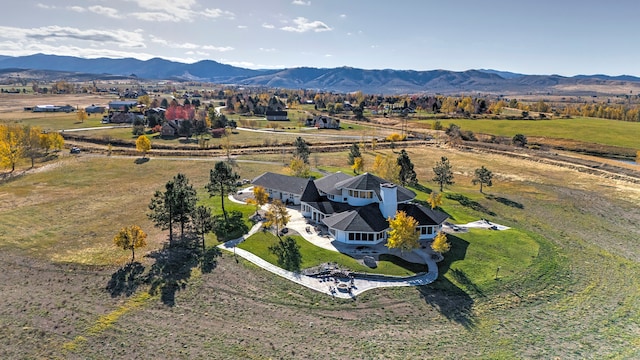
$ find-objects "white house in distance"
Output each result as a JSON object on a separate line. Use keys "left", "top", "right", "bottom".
{"left": 252, "top": 172, "right": 448, "bottom": 245}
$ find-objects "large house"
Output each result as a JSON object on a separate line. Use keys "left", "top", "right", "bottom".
{"left": 252, "top": 172, "right": 448, "bottom": 245}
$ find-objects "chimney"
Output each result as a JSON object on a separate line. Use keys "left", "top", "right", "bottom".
{"left": 379, "top": 183, "right": 397, "bottom": 219}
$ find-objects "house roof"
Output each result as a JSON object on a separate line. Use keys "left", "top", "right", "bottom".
{"left": 322, "top": 204, "right": 388, "bottom": 232}
{"left": 314, "top": 172, "right": 352, "bottom": 196}
{"left": 398, "top": 203, "right": 449, "bottom": 226}
{"left": 305, "top": 200, "right": 352, "bottom": 216}
{"left": 300, "top": 179, "right": 321, "bottom": 202}
{"left": 252, "top": 172, "right": 308, "bottom": 195}
{"left": 334, "top": 173, "right": 416, "bottom": 202}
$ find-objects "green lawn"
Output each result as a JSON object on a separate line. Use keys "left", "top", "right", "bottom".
{"left": 238, "top": 231, "right": 424, "bottom": 276}
{"left": 426, "top": 117, "right": 640, "bottom": 149}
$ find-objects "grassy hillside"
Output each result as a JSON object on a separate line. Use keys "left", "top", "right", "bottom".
{"left": 0, "top": 148, "right": 639, "bottom": 359}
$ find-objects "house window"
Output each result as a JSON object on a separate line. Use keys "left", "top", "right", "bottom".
{"left": 368, "top": 233, "right": 374, "bottom": 241}
{"left": 428, "top": 227, "right": 433, "bottom": 234}
{"left": 349, "top": 233, "right": 354, "bottom": 241}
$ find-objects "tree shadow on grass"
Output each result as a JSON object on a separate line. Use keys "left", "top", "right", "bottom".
{"left": 134, "top": 157, "right": 149, "bottom": 165}
{"left": 106, "top": 261, "right": 145, "bottom": 297}
{"left": 486, "top": 194, "right": 524, "bottom": 209}
{"left": 446, "top": 193, "right": 496, "bottom": 216}
{"left": 200, "top": 247, "right": 222, "bottom": 274}
{"left": 144, "top": 235, "right": 203, "bottom": 306}
{"left": 416, "top": 234, "right": 478, "bottom": 329}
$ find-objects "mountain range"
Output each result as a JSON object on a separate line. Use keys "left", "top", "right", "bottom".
{"left": 1, "top": 54, "right": 639, "bottom": 95}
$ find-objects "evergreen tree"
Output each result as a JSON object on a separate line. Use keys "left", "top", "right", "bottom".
{"left": 397, "top": 149, "right": 418, "bottom": 186}
{"left": 432, "top": 156, "right": 454, "bottom": 192}
{"left": 206, "top": 161, "right": 240, "bottom": 221}
{"left": 472, "top": 166, "right": 494, "bottom": 193}
{"left": 347, "top": 143, "right": 361, "bottom": 165}
{"left": 293, "top": 136, "right": 310, "bottom": 164}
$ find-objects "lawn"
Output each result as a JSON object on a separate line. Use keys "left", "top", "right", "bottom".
{"left": 238, "top": 231, "right": 425, "bottom": 276}
{"left": 426, "top": 117, "right": 640, "bottom": 149}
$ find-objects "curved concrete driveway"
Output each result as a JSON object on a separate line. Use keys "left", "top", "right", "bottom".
{"left": 217, "top": 204, "right": 439, "bottom": 299}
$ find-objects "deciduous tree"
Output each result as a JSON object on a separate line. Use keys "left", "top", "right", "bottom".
{"left": 427, "top": 192, "right": 443, "bottom": 209}
{"left": 23, "top": 126, "right": 43, "bottom": 168}
{"left": 246, "top": 185, "right": 269, "bottom": 215}
{"left": 372, "top": 154, "right": 400, "bottom": 183}
{"left": 431, "top": 232, "right": 450, "bottom": 254}
{"left": 512, "top": 134, "right": 528, "bottom": 147}
{"left": 0, "top": 124, "right": 25, "bottom": 172}
{"left": 386, "top": 211, "right": 420, "bottom": 252}
{"left": 432, "top": 156, "right": 454, "bottom": 192}
{"left": 206, "top": 161, "right": 239, "bottom": 221}
{"left": 264, "top": 200, "right": 290, "bottom": 236}
{"left": 472, "top": 166, "right": 493, "bottom": 193}
{"left": 351, "top": 156, "right": 364, "bottom": 174}
{"left": 135, "top": 135, "right": 151, "bottom": 158}
{"left": 76, "top": 108, "right": 87, "bottom": 123}
{"left": 288, "top": 157, "right": 310, "bottom": 178}
{"left": 113, "top": 225, "right": 147, "bottom": 262}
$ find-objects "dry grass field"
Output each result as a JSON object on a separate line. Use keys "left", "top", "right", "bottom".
{"left": 1, "top": 93, "right": 640, "bottom": 358}
{"left": 1, "top": 141, "right": 639, "bottom": 359}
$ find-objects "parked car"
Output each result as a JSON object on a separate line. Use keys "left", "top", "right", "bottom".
{"left": 70, "top": 146, "right": 81, "bottom": 154}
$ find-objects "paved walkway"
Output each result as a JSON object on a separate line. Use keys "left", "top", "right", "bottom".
{"left": 217, "top": 204, "right": 440, "bottom": 299}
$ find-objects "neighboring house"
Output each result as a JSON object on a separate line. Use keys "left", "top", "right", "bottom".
{"left": 108, "top": 101, "right": 138, "bottom": 112}
{"left": 85, "top": 105, "right": 106, "bottom": 114}
{"left": 253, "top": 171, "right": 448, "bottom": 245}
{"left": 252, "top": 172, "right": 308, "bottom": 205}
{"left": 110, "top": 112, "right": 143, "bottom": 124}
{"left": 307, "top": 115, "right": 340, "bottom": 129}
{"left": 265, "top": 110, "right": 288, "bottom": 121}
{"left": 161, "top": 120, "right": 181, "bottom": 137}
{"left": 32, "top": 105, "right": 75, "bottom": 113}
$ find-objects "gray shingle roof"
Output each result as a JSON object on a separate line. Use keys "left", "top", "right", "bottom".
{"left": 252, "top": 172, "right": 308, "bottom": 195}
{"left": 314, "top": 172, "right": 352, "bottom": 195}
{"left": 398, "top": 203, "right": 449, "bottom": 226}
{"left": 334, "top": 173, "right": 416, "bottom": 202}
{"left": 300, "top": 179, "right": 321, "bottom": 202}
{"left": 321, "top": 204, "right": 388, "bottom": 232}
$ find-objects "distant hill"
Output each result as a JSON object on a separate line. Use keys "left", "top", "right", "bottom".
{"left": 0, "top": 54, "right": 639, "bottom": 95}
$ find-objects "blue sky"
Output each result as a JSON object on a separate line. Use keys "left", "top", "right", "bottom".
{"left": 1, "top": 0, "right": 637, "bottom": 76}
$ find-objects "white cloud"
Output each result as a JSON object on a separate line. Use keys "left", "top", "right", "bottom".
{"left": 36, "top": 3, "right": 55, "bottom": 9}
{"left": 0, "top": 25, "right": 145, "bottom": 49}
{"left": 203, "top": 8, "right": 235, "bottom": 19}
{"left": 202, "top": 45, "right": 234, "bottom": 52}
{"left": 237, "top": 25, "right": 248, "bottom": 29}
{"left": 281, "top": 17, "right": 332, "bottom": 33}
{"left": 292, "top": 0, "right": 311, "bottom": 5}
{"left": 88, "top": 6, "right": 122, "bottom": 19}
{"left": 259, "top": 47, "right": 276, "bottom": 52}
{"left": 340, "top": 14, "right": 347, "bottom": 18}
{"left": 68, "top": 6, "right": 86, "bottom": 13}
{"left": 150, "top": 35, "right": 233, "bottom": 52}
{"left": 262, "top": 23, "right": 275, "bottom": 29}
{"left": 126, "top": 0, "right": 234, "bottom": 22}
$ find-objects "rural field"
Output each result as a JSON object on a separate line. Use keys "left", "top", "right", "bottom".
{"left": 1, "top": 132, "right": 639, "bottom": 359}
{"left": 1, "top": 92, "right": 640, "bottom": 359}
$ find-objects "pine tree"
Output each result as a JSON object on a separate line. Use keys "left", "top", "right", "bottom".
{"left": 293, "top": 136, "right": 310, "bottom": 164}
{"left": 432, "top": 156, "right": 454, "bottom": 192}
{"left": 397, "top": 149, "right": 418, "bottom": 186}
{"left": 347, "top": 143, "right": 361, "bottom": 165}
{"left": 472, "top": 166, "right": 494, "bottom": 193}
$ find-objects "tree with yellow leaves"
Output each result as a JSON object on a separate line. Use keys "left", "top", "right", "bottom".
{"left": 264, "top": 200, "right": 291, "bottom": 236}
{"left": 76, "top": 108, "right": 87, "bottom": 123}
{"left": 246, "top": 185, "right": 269, "bottom": 216}
{"left": 426, "top": 192, "right": 443, "bottom": 209}
{"left": 431, "top": 232, "right": 450, "bottom": 254}
{"left": 0, "top": 124, "right": 25, "bottom": 172}
{"left": 386, "top": 211, "right": 419, "bottom": 252}
{"left": 287, "top": 156, "right": 310, "bottom": 178}
{"left": 113, "top": 225, "right": 148, "bottom": 262}
{"left": 135, "top": 135, "right": 151, "bottom": 158}
{"left": 372, "top": 154, "right": 400, "bottom": 183}
{"left": 351, "top": 156, "right": 364, "bottom": 174}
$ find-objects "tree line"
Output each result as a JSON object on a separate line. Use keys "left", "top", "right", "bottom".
{"left": 0, "top": 124, "right": 64, "bottom": 172}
